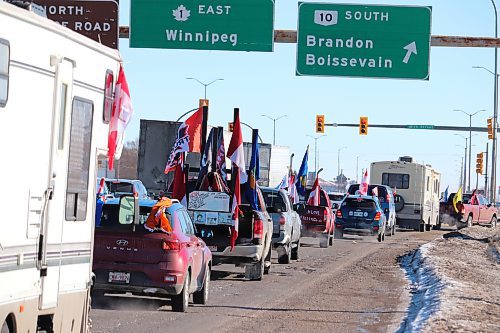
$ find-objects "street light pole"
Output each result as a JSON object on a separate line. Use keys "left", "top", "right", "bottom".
{"left": 306, "top": 134, "right": 326, "bottom": 177}
{"left": 337, "top": 146, "right": 347, "bottom": 177}
{"left": 454, "top": 109, "right": 485, "bottom": 192}
{"left": 186, "top": 77, "right": 224, "bottom": 99}
{"left": 492, "top": 0, "right": 499, "bottom": 202}
{"left": 261, "top": 114, "right": 288, "bottom": 145}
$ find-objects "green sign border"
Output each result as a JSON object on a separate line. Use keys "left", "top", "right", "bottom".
{"left": 130, "top": 0, "right": 276, "bottom": 52}
{"left": 296, "top": 2, "right": 432, "bottom": 80}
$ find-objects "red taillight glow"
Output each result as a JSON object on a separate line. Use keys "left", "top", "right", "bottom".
{"left": 253, "top": 219, "right": 264, "bottom": 239}
{"left": 386, "top": 194, "right": 391, "bottom": 202}
{"left": 373, "top": 226, "right": 379, "bottom": 231}
{"left": 336, "top": 209, "right": 342, "bottom": 218}
{"left": 374, "top": 212, "right": 381, "bottom": 221}
{"left": 323, "top": 209, "right": 328, "bottom": 223}
{"left": 162, "top": 239, "right": 180, "bottom": 251}
{"left": 279, "top": 214, "right": 286, "bottom": 225}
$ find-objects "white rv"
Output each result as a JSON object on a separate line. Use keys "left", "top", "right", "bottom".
{"left": 0, "top": 2, "right": 121, "bottom": 332}
{"left": 370, "top": 156, "right": 441, "bottom": 232}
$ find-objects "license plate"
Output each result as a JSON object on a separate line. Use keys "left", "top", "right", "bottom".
{"left": 208, "top": 245, "right": 218, "bottom": 252}
{"left": 353, "top": 211, "right": 364, "bottom": 217}
{"left": 108, "top": 272, "right": 130, "bottom": 284}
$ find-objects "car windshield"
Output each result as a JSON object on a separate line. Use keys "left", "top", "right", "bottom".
{"left": 329, "top": 194, "right": 344, "bottom": 202}
{"left": 97, "top": 204, "right": 158, "bottom": 229}
{"left": 107, "top": 181, "right": 134, "bottom": 195}
{"left": 262, "top": 190, "right": 286, "bottom": 213}
{"left": 342, "top": 198, "right": 377, "bottom": 210}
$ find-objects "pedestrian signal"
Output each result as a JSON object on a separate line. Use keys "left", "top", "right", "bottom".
{"left": 359, "top": 117, "right": 368, "bottom": 135}
{"left": 316, "top": 115, "right": 325, "bottom": 133}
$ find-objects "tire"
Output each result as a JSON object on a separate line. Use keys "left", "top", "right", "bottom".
{"left": 466, "top": 215, "right": 473, "bottom": 228}
{"left": 328, "top": 230, "right": 334, "bottom": 246}
{"left": 334, "top": 228, "right": 343, "bottom": 239}
{"left": 392, "top": 224, "right": 396, "bottom": 235}
{"left": 1, "top": 319, "right": 11, "bottom": 333}
{"left": 245, "top": 258, "right": 264, "bottom": 281}
{"left": 490, "top": 216, "right": 497, "bottom": 228}
{"left": 264, "top": 245, "right": 272, "bottom": 275}
{"left": 425, "top": 223, "right": 432, "bottom": 231}
{"left": 291, "top": 240, "right": 300, "bottom": 260}
{"left": 419, "top": 223, "right": 425, "bottom": 232}
{"left": 171, "top": 272, "right": 190, "bottom": 312}
{"left": 377, "top": 233, "right": 383, "bottom": 242}
{"left": 193, "top": 267, "right": 210, "bottom": 305}
{"left": 277, "top": 245, "right": 291, "bottom": 264}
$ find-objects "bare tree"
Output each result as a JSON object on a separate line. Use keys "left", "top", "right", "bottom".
{"left": 116, "top": 138, "right": 139, "bottom": 179}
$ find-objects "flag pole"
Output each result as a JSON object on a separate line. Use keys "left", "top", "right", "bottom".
{"left": 211, "top": 127, "right": 219, "bottom": 171}
{"left": 200, "top": 102, "right": 209, "bottom": 156}
{"left": 289, "top": 153, "right": 295, "bottom": 177}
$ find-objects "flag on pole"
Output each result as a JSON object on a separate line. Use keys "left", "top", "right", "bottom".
{"left": 307, "top": 176, "right": 320, "bottom": 206}
{"left": 296, "top": 146, "right": 309, "bottom": 196}
{"left": 275, "top": 174, "right": 288, "bottom": 190}
{"left": 443, "top": 186, "right": 449, "bottom": 202}
{"left": 197, "top": 128, "right": 215, "bottom": 183}
{"left": 172, "top": 155, "right": 187, "bottom": 206}
{"left": 245, "top": 138, "right": 260, "bottom": 210}
{"left": 164, "top": 107, "right": 204, "bottom": 174}
{"left": 453, "top": 186, "right": 463, "bottom": 213}
{"left": 108, "top": 65, "right": 133, "bottom": 170}
{"left": 359, "top": 170, "right": 369, "bottom": 195}
{"left": 230, "top": 167, "right": 241, "bottom": 250}
{"left": 216, "top": 129, "right": 227, "bottom": 183}
{"left": 227, "top": 113, "right": 247, "bottom": 183}
{"left": 288, "top": 174, "right": 299, "bottom": 204}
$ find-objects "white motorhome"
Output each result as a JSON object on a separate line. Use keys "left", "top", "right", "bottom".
{"left": 370, "top": 156, "right": 441, "bottom": 232}
{"left": 0, "top": 2, "right": 121, "bottom": 332}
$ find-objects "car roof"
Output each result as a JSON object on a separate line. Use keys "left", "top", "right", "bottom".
{"left": 103, "top": 198, "right": 157, "bottom": 207}
{"left": 345, "top": 194, "right": 380, "bottom": 201}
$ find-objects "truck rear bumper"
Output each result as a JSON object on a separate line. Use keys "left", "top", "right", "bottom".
{"left": 301, "top": 225, "right": 328, "bottom": 238}
{"left": 397, "top": 218, "right": 421, "bottom": 230}
{"left": 212, "top": 244, "right": 264, "bottom": 265}
{"left": 93, "top": 282, "right": 182, "bottom": 296}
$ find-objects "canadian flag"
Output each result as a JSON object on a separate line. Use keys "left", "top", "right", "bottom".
{"left": 230, "top": 167, "right": 241, "bottom": 250}
{"left": 227, "top": 113, "right": 247, "bottom": 183}
{"left": 108, "top": 65, "right": 133, "bottom": 170}
{"left": 172, "top": 155, "right": 187, "bottom": 206}
{"left": 359, "top": 170, "right": 369, "bottom": 195}
{"left": 307, "top": 176, "right": 320, "bottom": 206}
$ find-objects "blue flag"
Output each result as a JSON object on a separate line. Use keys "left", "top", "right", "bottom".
{"left": 443, "top": 186, "right": 449, "bottom": 202}
{"left": 296, "top": 146, "right": 309, "bottom": 196}
{"left": 245, "top": 138, "right": 260, "bottom": 210}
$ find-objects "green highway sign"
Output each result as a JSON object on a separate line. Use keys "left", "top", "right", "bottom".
{"left": 407, "top": 125, "right": 435, "bottom": 129}
{"left": 130, "top": 0, "right": 275, "bottom": 52}
{"left": 296, "top": 3, "right": 432, "bottom": 79}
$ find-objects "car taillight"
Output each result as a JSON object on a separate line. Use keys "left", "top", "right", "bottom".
{"left": 253, "top": 218, "right": 264, "bottom": 239}
{"left": 162, "top": 239, "right": 180, "bottom": 251}
{"left": 323, "top": 209, "right": 328, "bottom": 223}
{"left": 336, "top": 209, "right": 342, "bottom": 218}
{"left": 386, "top": 194, "right": 391, "bottom": 202}
{"left": 279, "top": 214, "right": 286, "bottom": 231}
{"left": 374, "top": 212, "right": 381, "bottom": 221}
{"left": 373, "top": 226, "right": 379, "bottom": 231}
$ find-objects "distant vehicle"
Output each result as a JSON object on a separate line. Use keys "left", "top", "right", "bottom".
{"left": 104, "top": 178, "right": 150, "bottom": 200}
{"left": 328, "top": 192, "right": 345, "bottom": 212}
{"left": 92, "top": 196, "right": 212, "bottom": 312}
{"left": 371, "top": 156, "right": 441, "bottom": 232}
{"left": 347, "top": 184, "right": 396, "bottom": 236}
{"left": 298, "top": 188, "right": 335, "bottom": 248}
{"left": 334, "top": 195, "right": 388, "bottom": 242}
{"left": 0, "top": 2, "right": 122, "bottom": 332}
{"left": 190, "top": 183, "right": 273, "bottom": 281}
{"left": 439, "top": 192, "right": 498, "bottom": 229}
{"left": 261, "top": 188, "right": 302, "bottom": 264}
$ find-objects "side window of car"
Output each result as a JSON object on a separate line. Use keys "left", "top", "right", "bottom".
{"left": 177, "top": 209, "right": 194, "bottom": 235}
{"left": 183, "top": 210, "right": 196, "bottom": 235}
{"left": 257, "top": 190, "right": 267, "bottom": 213}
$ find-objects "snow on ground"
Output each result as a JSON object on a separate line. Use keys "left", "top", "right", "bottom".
{"left": 399, "top": 226, "right": 500, "bottom": 333}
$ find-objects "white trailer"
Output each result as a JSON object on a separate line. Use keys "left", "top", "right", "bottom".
{"left": 370, "top": 156, "right": 441, "bottom": 231}
{"left": 0, "top": 2, "right": 121, "bottom": 332}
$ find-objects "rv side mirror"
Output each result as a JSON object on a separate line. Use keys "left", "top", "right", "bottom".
{"left": 119, "top": 195, "right": 139, "bottom": 225}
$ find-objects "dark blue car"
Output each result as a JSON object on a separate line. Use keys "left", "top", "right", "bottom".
{"left": 334, "top": 195, "right": 387, "bottom": 242}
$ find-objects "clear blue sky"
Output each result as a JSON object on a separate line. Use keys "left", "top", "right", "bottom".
{"left": 119, "top": 0, "right": 498, "bottom": 193}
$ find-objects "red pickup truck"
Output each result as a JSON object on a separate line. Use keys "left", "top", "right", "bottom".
{"left": 439, "top": 192, "right": 498, "bottom": 229}
{"left": 297, "top": 188, "right": 334, "bottom": 248}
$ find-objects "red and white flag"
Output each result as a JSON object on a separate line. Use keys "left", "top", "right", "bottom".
{"left": 227, "top": 113, "right": 247, "bottom": 183}
{"left": 108, "top": 65, "right": 133, "bottom": 170}
{"left": 359, "top": 170, "right": 369, "bottom": 195}
{"left": 307, "top": 176, "right": 320, "bottom": 206}
{"left": 172, "top": 155, "right": 187, "bottom": 206}
{"left": 288, "top": 174, "right": 299, "bottom": 204}
{"left": 230, "top": 167, "right": 241, "bottom": 250}
{"left": 164, "top": 107, "right": 203, "bottom": 173}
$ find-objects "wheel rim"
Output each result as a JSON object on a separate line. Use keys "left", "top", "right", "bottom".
{"left": 184, "top": 275, "right": 190, "bottom": 309}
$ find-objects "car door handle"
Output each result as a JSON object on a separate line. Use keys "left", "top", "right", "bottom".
{"left": 186, "top": 243, "right": 192, "bottom": 248}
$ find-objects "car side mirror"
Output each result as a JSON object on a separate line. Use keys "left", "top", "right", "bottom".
{"left": 119, "top": 195, "right": 139, "bottom": 226}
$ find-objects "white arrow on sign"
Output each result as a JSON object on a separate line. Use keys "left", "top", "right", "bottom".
{"left": 402, "top": 42, "right": 417, "bottom": 64}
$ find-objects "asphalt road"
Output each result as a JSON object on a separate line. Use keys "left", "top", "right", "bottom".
{"left": 90, "top": 229, "right": 446, "bottom": 333}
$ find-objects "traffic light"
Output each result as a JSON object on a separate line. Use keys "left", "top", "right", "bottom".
{"left": 359, "top": 116, "right": 368, "bottom": 135}
{"left": 476, "top": 152, "right": 484, "bottom": 174}
{"left": 228, "top": 122, "right": 234, "bottom": 132}
{"left": 316, "top": 115, "right": 325, "bottom": 133}
{"left": 487, "top": 118, "right": 494, "bottom": 139}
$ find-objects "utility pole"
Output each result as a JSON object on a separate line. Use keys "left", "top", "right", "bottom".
{"left": 485, "top": 143, "right": 490, "bottom": 199}
{"left": 306, "top": 134, "right": 326, "bottom": 177}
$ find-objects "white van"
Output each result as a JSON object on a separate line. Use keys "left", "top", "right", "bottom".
{"left": 0, "top": 2, "right": 121, "bottom": 332}
{"left": 370, "top": 156, "right": 441, "bottom": 231}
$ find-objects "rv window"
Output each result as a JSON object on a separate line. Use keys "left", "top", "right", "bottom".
{"left": 382, "top": 173, "right": 410, "bottom": 189}
{"left": 103, "top": 70, "right": 114, "bottom": 123}
{"left": 0, "top": 39, "right": 9, "bottom": 107}
{"left": 65, "top": 98, "right": 94, "bottom": 221}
